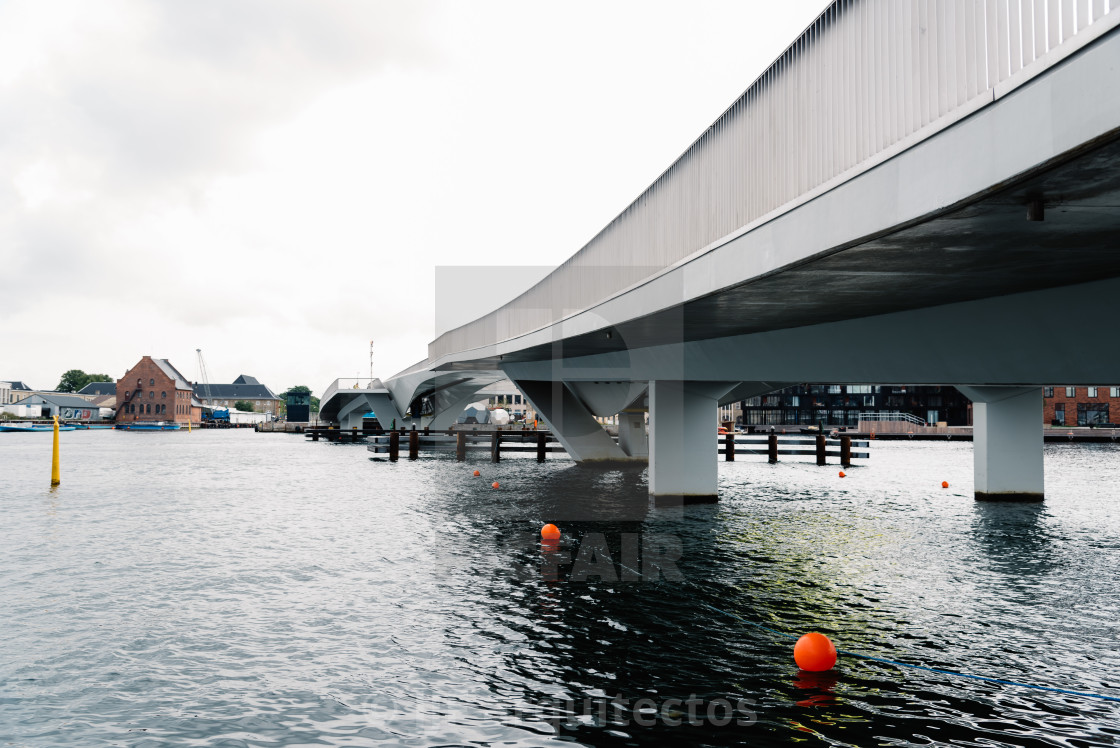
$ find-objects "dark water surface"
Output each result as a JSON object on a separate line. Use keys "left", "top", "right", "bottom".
{"left": 3, "top": 430, "right": 1120, "bottom": 747}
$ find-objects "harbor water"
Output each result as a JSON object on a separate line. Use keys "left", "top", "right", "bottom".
{"left": 3, "top": 430, "right": 1120, "bottom": 746}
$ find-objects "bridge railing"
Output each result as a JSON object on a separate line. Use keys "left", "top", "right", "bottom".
{"left": 428, "top": 0, "right": 1120, "bottom": 363}
{"left": 856, "top": 411, "right": 927, "bottom": 426}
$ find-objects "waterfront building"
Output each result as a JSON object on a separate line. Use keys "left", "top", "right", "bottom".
{"left": 285, "top": 390, "right": 311, "bottom": 423}
{"left": 19, "top": 393, "right": 108, "bottom": 421}
{"left": 77, "top": 382, "right": 118, "bottom": 411}
{"left": 1044, "top": 386, "right": 1120, "bottom": 426}
{"left": 739, "top": 384, "right": 972, "bottom": 428}
{"left": 116, "top": 356, "right": 201, "bottom": 426}
{"left": 2, "top": 381, "right": 33, "bottom": 404}
{"left": 193, "top": 374, "right": 282, "bottom": 415}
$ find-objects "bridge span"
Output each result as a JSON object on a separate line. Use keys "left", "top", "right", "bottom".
{"left": 323, "top": 0, "right": 1120, "bottom": 503}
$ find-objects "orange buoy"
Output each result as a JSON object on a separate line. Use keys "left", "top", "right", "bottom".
{"left": 941, "top": 480, "right": 949, "bottom": 488}
{"left": 473, "top": 469, "right": 480, "bottom": 476}
{"left": 838, "top": 471, "right": 846, "bottom": 478}
{"left": 541, "top": 523, "right": 561, "bottom": 541}
{"left": 491, "top": 481, "right": 500, "bottom": 489}
{"left": 794, "top": 632, "right": 837, "bottom": 672}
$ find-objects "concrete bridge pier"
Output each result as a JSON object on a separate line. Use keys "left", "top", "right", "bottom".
{"left": 514, "top": 380, "right": 633, "bottom": 462}
{"left": 956, "top": 386, "right": 1044, "bottom": 502}
{"left": 337, "top": 391, "right": 406, "bottom": 431}
{"left": 648, "top": 380, "right": 736, "bottom": 504}
{"left": 617, "top": 410, "right": 648, "bottom": 458}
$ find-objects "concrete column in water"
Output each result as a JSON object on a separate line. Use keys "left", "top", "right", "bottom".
{"left": 617, "top": 410, "right": 648, "bottom": 458}
{"left": 648, "top": 381, "right": 735, "bottom": 504}
{"left": 956, "top": 385, "right": 1044, "bottom": 502}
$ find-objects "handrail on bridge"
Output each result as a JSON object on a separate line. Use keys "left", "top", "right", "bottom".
{"left": 427, "top": 0, "right": 1120, "bottom": 364}
{"left": 320, "top": 378, "right": 385, "bottom": 409}
{"left": 856, "top": 411, "right": 928, "bottom": 426}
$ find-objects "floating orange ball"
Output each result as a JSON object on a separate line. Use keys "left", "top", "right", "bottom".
{"left": 491, "top": 481, "right": 500, "bottom": 489}
{"left": 838, "top": 471, "right": 846, "bottom": 478}
{"left": 473, "top": 470, "right": 480, "bottom": 476}
{"left": 941, "top": 481, "right": 949, "bottom": 488}
{"left": 794, "top": 632, "right": 837, "bottom": 672}
{"left": 541, "top": 523, "right": 561, "bottom": 541}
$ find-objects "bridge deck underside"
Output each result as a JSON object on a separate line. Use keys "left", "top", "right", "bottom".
{"left": 439, "top": 131, "right": 1120, "bottom": 371}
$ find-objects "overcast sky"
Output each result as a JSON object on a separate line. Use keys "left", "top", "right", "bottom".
{"left": 1, "top": 0, "right": 830, "bottom": 395}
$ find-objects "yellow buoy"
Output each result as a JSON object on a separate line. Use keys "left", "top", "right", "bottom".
{"left": 51, "top": 415, "right": 61, "bottom": 486}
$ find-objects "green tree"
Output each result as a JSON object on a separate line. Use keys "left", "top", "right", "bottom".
{"left": 55, "top": 370, "right": 113, "bottom": 392}
{"left": 234, "top": 400, "right": 255, "bottom": 412}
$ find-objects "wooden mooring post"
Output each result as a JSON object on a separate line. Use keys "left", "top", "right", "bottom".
{"left": 388, "top": 431, "right": 400, "bottom": 461}
{"left": 536, "top": 431, "right": 547, "bottom": 462}
{"left": 490, "top": 431, "right": 501, "bottom": 463}
{"left": 815, "top": 433, "right": 827, "bottom": 465}
{"left": 408, "top": 429, "right": 419, "bottom": 460}
{"left": 724, "top": 432, "right": 735, "bottom": 461}
{"left": 768, "top": 432, "right": 778, "bottom": 463}
{"left": 455, "top": 431, "right": 466, "bottom": 461}
{"left": 841, "top": 435, "right": 852, "bottom": 467}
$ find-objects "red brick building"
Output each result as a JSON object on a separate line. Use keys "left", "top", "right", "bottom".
{"left": 116, "top": 356, "right": 201, "bottom": 425}
{"left": 1043, "top": 386, "right": 1120, "bottom": 426}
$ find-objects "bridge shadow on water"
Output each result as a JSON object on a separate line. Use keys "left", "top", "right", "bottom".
{"left": 401, "top": 455, "right": 1120, "bottom": 747}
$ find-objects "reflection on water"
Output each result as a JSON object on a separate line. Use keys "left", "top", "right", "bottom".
{"left": 2, "top": 433, "right": 1120, "bottom": 746}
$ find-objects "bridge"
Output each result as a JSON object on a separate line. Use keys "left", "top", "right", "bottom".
{"left": 322, "top": 0, "right": 1120, "bottom": 503}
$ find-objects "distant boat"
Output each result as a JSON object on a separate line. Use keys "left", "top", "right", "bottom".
{"left": 69, "top": 423, "right": 115, "bottom": 430}
{"left": 114, "top": 422, "right": 182, "bottom": 431}
{"left": 0, "top": 423, "right": 78, "bottom": 433}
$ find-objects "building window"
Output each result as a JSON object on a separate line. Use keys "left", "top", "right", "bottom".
{"left": 1112, "top": 387, "right": 1120, "bottom": 398}
{"left": 1088, "top": 387, "right": 1098, "bottom": 398}
{"left": 1043, "top": 387, "right": 1054, "bottom": 398}
{"left": 1078, "top": 403, "right": 1109, "bottom": 426}
{"left": 146, "top": 403, "right": 151, "bottom": 414}
{"left": 149, "top": 391, "right": 154, "bottom": 399}
{"left": 150, "top": 378, "right": 155, "bottom": 386}
{"left": 161, "top": 391, "right": 166, "bottom": 399}
{"left": 1054, "top": 404, "right": 1065, "bottom": 425}
{"left": 1066, "top": 387, "right": 1076, "bottom": 398}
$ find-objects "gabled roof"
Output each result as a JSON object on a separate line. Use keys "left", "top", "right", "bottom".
{"left": 78, "top": 381, "right": 117, "bottom": 396}
{"left": 24, "top": 393, "right": 101, "bottom": 408}
{"left": 193, "top": 382, "right": 279, "bottom": 400}
{"left": 1, "top": 380, "right": 32, "bottom": 390}
{"left": 152, "top": 359, "right": 193, "bottom": 390}
{"left": 232, "top": 374, "right": 260, "bottom": 385}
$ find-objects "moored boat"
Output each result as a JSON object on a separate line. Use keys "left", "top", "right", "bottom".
{"left": 114, "top": 421, "right": 182, "bottom": 431}
{"left": 0, "top": 423, "right": 78, "bottom": 432}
